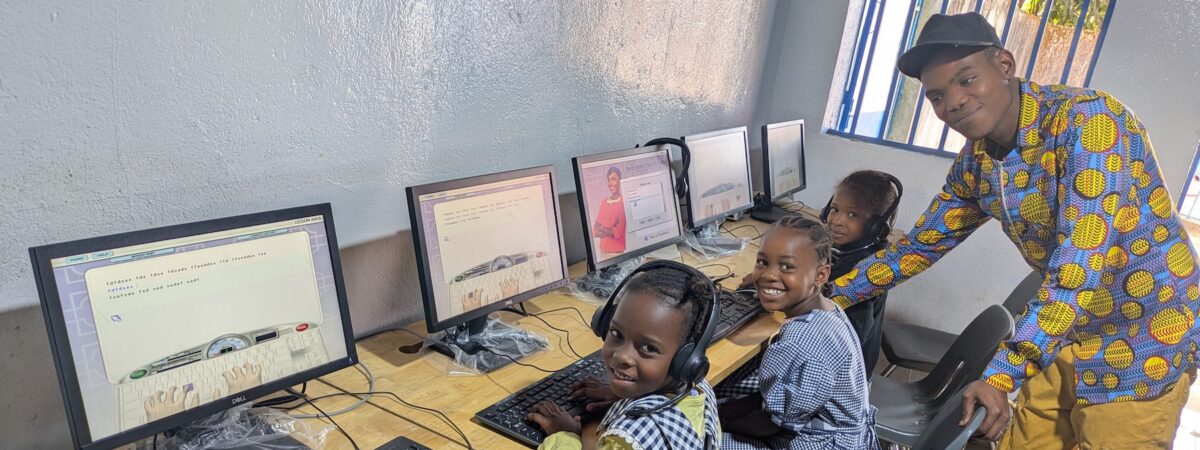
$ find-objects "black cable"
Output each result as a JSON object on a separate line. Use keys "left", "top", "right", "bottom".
{"left": 286, "top": 390, "right": 474, "bottom": 450}
{"left": 152, "top": 433, "right": 157, "bottom": 449}
{"left": 300, "top": 394, "right": 359, "bottom": 450}
{"left": 695, "top": 263, "right": 733, "bottom": 278}
{"left": 483, "top": 349, "right": 558, "bottom": 373}
{"left": 533, "top": 306, "right": 590, "bottom": 328}
{"left": 525, "top": 312, "right": 583, "bottom": 359}
{"left": 254, "top": 381, "right": 309, "bottom": 408}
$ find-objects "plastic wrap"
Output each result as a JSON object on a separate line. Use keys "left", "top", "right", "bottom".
{"left": 567, "top": 257, "right": 642, "bottom": 303}
{"left": 148, "top": 403, "right": 331, "bottom": 450}
{"left": 425, "top": 314, "right": 550, "bottom": 375}
{"left": 683, "top": 221, "right": 748, "bottom": 260}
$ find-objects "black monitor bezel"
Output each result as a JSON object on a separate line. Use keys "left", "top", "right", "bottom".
{"left": 682, "top": 125, "right": 755, "bottom": 228}
{"left": 571, "top": 145, "right": 686, "bottom": 272}
{"left": 761, "top": 119, "right": 807, "bottom": 202}
{"left": 27, "top": 203, "right": 358, "bottom": 450}
{"left": 406, "top": 165, "right": 571, "bottom": 334}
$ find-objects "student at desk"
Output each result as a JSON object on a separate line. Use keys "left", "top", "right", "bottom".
{"left": 526, "top": 265, "right": 722, "bottom": 449}
{"left": 718, "top": 217, "right": 878, "bottom": 449}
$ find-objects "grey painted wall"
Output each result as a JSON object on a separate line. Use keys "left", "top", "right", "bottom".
{"left": 0, "top": 1, "right": 776, "bottom": 447}
{"left": 754, "top": 0, "right": 1200, "bottom": 334}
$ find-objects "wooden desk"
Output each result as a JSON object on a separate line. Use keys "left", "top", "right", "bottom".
{"left": 291, "top": 217, "right": 794, "bottom": 449}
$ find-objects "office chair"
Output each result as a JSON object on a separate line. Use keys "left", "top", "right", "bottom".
{"left": 909, "top": 385, "right": 988, "bottom": 450}
{"left": 871, "top": 304, "right": 1014, "bottom": 445}
{"left": 879, "top": 270, "right": 1040, "bottom": 376}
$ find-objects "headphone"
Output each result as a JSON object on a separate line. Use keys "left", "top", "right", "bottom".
{"left": 642, "top": 137, "right": 691, "bottom": 198}
{"left": 590, "top": 259, "right": 719, "bottom": 417}
{"left": 820, "top": 173, "right": 904, "bottom": 248}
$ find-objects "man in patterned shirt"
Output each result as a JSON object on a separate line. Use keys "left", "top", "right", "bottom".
{"left": 829, "top": 12, "right": 1200, "bottom": 448}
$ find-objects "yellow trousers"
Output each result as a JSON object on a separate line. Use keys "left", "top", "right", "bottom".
{"left": 998, "top": 344, "right": 1193, "bottom": 450}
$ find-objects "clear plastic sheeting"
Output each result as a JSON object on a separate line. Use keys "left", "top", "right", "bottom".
{"left": 568, "top": 257, "right": 643, "bottom": 303}
{"left": 426, "top": 315, "right": 550, "bottom": 375}
{"left": 146, "top": 403, "right": 331, "bottom": 450}
{"left": 683, "top": 220, "right": 747, "bottom": 260}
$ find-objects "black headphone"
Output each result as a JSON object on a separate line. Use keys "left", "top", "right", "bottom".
{"left": 590, "top": 260, "right": 719, "bottom": 417}
{"left": 642, "top": 137, "right": 691, "bottom": 198}
{"left": 820, "top": 173, "right": 904, "bottom": 247}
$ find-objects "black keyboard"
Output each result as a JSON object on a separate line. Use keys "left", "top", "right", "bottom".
{"left": 475, "top": 288, "right": 762, "bottom": 447}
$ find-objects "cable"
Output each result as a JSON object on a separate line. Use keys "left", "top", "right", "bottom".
{"left": 254, "top": 381, "right": 309, "bottom": 408}
{"left": 300, "top": 394, "right": 360, "bottom": 450}
{"left": 483, "top": 349, "right": 558, "bottom": 373}
{"left": 525, "top": 312, "right": 583, "bottom": 359}
{"left": 695, "top": 263, "right": 733, "bottom": 278}
{"left": 288, "top": 363, "right": 375, "bottom": 419}
{"left": 533, "top": 306, "right": 590, "bottom": 328}
{"left": 287, "top": 390, "right": 475, "bottom": 450}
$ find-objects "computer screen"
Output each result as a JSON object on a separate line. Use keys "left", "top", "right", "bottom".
{"left": 408, "top": 166, "right": 569, "bottom": 333}
{"left": 762, "top": 119, "right": 807, "bottom": 201}
{"left": 28, "top": 204, "right": 356, "bottom": 449}
{"left": 573, "top": 146, "right": 685, "bottom": 271}
{"left": 683, "top": 126, "right": 754, "bottom": 228}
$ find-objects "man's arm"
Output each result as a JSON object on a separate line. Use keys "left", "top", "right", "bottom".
{"left": 829, "top": 154, "right": 991, "bottom": 308}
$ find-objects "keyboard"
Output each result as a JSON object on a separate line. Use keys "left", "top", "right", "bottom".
{"left": 475, "top": 288, "right": 762, "bottom": 446}
{"left": 116, "top": 323, "right": 330, "bottom": 431}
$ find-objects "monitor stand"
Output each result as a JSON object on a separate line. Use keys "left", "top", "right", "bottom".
{"left": 154, "top": 406, "right": 310, "bottom": 449}
{"left": 749, "top": 194, "right": 793, "bottom": 223}
{"left": 571, "top": 257, "right": 642, "bottom": 301}
{"left": 427, "top": 315, "right": 547, "bottom": 373}
{"left": 684, "top": 221, "right": 745, "bottom": 257}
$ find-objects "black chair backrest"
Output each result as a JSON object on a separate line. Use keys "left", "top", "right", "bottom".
{"left": 914, "top": 304, "right": 1014, "bottom": 406}
{"left": 913, "top": 385, "right": 987, "bottom": 450}
{"left": 1002, "top": 271, "right": 1042, "bottom": 317}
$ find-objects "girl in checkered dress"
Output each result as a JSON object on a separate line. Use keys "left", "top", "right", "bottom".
{"left": 717, "top": 217, "right": 878, "bottom": 449}
{"left": 527, "top": 266, "right": 722, "bottom": 449}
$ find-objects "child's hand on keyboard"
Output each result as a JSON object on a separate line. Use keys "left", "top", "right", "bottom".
{"left": 144, "top": 385, "right": 198, "bottom": 421}
{"left": 568, "top": 377, "right": 619, "bottom": 414}
{"left": 526, "top": 400, "right": 581, "bottom": 435}
{"left": 222, "top": 363, "right": 263, "bottom": 394}
{"left": 739, "top": 272, "right": 759, "bottom": 290}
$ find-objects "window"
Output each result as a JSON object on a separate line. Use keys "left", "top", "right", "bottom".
{"left": 1181, "top": 144, "right": 1200, "bottom": 223}
{"left": 831, "top": 0, "right": 1116, "bottom": 156}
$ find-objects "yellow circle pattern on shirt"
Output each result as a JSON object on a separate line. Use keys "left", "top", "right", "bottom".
{"left": 1072, "top": 214, "right": 1108, "bottom": 250}
{"left": 1124, "top": 270, "right": 1155, "bottom": 298}
{"left": 835, "top": 268, "right": 857, "bottom": 288}
{"left": 1188, "top": 285, "right": 1199, "bottom": 301}
{"left": 1114, "top": 206, "right": 1140, "bottom": 233}
{"left": 1082, "top": 369, "right": 1098, "bottom": 385}
{"left": 866, "top": 263, "right": 894, "bottom": 286}
{"left": 1159, "top": 286, "right": 1176, "bottom": 304}
{"left": 1104, "top": 339, "right": 1134, "bottom": 369}
{"left": 1041, "top": 152, "right": 1058, "bottom": 175}
{"left": 1074, "top": 168, "right": 1106, "bottom": 199}
{"left": 1154, "top": 225, "right": 1170, "bottom": 243}
{"left": 899, "top": 254, "right": 931, "bottom": 277}
{"left": 1121, "top": 301, "right": 1144, "bottom": 320}
{"left": 1020, "top": 193, "right": 1052, "bottom": 226}
{"left": 1102, "top": 193, "right": 1120, "bottom": 215}
{"left": 1149, "top": 308, "right": 1190, "bottom": 345}
{"left": 1106, "top": 246, "right": 1129, "bottom": 269}
{"left": 1038, "top": 301, "right": 1076, "bottom": 336}
{"left": 1105, "top": 153, "right": 1123, "bottom": 173}
{"left": 1058, "top": 263, "right": 1087, "bottom": 289}
{"left": 1149, "top": 187, "right": 1173, "bottom": 219}
{"left": 1081, "top": 113, "right": 1118, "bottom": 152}
{"left": 917, "top": 229, "right": 944, "bottom": 245}
{"left": 944, "top": 207, "right": 982, "bottom": 231}
{"left": 1102, "top": 372, "right": 1120, "bottom": 389}
{"left": 1167, "top": 242, "right": 1197, "bottom": 278}
{"left": 986, "top": 373, "right": 1015, "bottom": 392}
{"left": 1077, "top": 332, "right": 1103, "bottom": 360}
{"left": 1131, "top": 239, "right": 1151, "bottom": 256}
{"left": 1025, "top": 241, "right": 1048, "bottom": 261}
{"left": 1081, "top": 288, "right": 1113, "bottom": 317}
{"left": 1144, "top": 355, "right": 1170, "bottom": 381}
{"left": 1014, "top": 170, "right": 1030, "bottom": 189}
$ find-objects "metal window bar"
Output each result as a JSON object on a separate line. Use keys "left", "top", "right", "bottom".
{"left": 1180, "top": 143, "right": 1200, "bottom": 220}
{"left": 839, "top": 0, "right": 881, "bottom": 132}
{"left": 1059, "top": 0, "right": 1094, "bottom": 84}
{"left": 1083, "top": 0, "right": 1116, "bottom": 87}
{"left": 1024, "top": 0, "right": 1055, "bottom": 79}
{"left": 878, "top": 0, "right": 922, "bottom": 138}
{"left": 850, "top": 0, "right": 889, "bottom": 135}
{"left": 908, "top": 0, "right": 951, "bottom": 146}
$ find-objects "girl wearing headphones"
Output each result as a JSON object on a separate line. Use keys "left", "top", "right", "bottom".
{"left": 527, "top": 264, "right": 722, "bottom": 449}
{"left": 719, "top": 217, "right": 878, "bottom": 449}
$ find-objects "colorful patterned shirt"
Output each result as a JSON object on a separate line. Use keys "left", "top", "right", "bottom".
{"left": 829, "top": 80, "right": 1200, "bottom": 405}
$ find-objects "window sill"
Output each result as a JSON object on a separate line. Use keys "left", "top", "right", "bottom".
{"left": 824, "top": 130, "right": 959, "bottom": 160}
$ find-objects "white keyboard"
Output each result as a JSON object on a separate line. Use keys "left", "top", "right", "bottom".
{"left": 116, "top": 328, "right": 329, "bottom": 431}
{"left": 448, "top": 256, "right": 554, "bottom": 314}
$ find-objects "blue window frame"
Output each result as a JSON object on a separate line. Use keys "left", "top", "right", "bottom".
{"left": 832, "top": 0, "right": 1116, "bottom": 156}
{"left": 1180, "top": 144, "right": 1200, "bottom": 222}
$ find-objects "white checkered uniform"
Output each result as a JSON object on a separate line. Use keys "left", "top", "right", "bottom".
{"left": 598, "top": 380, "right": 722, "bottom": 450}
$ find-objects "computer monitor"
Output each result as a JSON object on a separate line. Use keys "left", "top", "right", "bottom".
{"left": 407, "top": 165, "right": 569, "bottom": 341}
{"left": 28, "top": 204, "right": 357, "bottom": 450}
{"left": 572, "top": 146, "right": 686, "bottom": 272}
{"left": 751, "top": 120, "right": 808, "bottom": 223}
{"left": 682, "top": 126, "right": 754, "bottom": 228}
{"left": 762, "top": 119, "right": 807, "bottom": 201}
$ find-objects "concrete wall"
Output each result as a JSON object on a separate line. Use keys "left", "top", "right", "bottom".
{"left": 0, "top": 1, "right": 776, "bottom": 447}
{"left": 754, "top": 0, "right": 1200, "bottom": 333}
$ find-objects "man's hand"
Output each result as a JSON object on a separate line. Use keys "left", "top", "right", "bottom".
{"left": 961, "top": 380, "right": 1012, "bottom": 441}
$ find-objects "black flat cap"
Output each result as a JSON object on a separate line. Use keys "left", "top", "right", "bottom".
{"left": 897, "top": 12, "right": 1002, "bottom": 78}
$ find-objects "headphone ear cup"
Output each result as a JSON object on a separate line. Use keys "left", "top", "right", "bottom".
{"left": 591, "top": 300, "right": 612, "bottom": 339}
{"left": 669, "top": 342, "right": 697, "bottom": 382}
{"left": 819, "top": 198, "right": 832, "bottom": 222}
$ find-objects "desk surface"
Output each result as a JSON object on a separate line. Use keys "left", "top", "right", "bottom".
{"left": 291, "top": 215, "right": 810, "bottom": 449}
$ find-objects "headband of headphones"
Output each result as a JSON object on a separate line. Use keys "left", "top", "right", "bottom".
{"left": 642, "top": 137, "right": 691, "bottom": 198}
{"left": 589, "top": 259, "right": 719, "bottom": 417}
{"left": 821, "top": 172, "right": 904, "bottom": 248}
